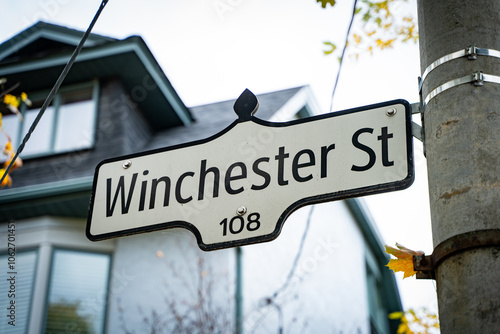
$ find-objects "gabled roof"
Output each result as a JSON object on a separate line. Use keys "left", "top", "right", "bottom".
{"left": 0, "top": 21, "right": 192, "bottom": 129}
{"left": 0, "top": 21, "right": 116, "bottom": 62}
{"left": 147, "top": 86, "right": 319, "bottom": 150}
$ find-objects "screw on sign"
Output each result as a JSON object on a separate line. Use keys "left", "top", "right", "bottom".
{"left": 87, "top": 89, "right": 414, "bottom": 250}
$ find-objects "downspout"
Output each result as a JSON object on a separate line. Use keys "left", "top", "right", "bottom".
{"left": 235, "top": 246, "right": 243, "bottom": 334}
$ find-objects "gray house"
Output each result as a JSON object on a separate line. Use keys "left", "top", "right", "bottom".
{"left": 0, "top": 22, "right": 402, "bottom": 333}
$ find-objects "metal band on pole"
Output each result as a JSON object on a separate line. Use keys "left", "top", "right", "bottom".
{"left": 418, "top": 46, "right": 500, "bottom": 92}
{"left": 413, "top": 229, "right": 500, "bottom": 280}
{"left": 423, "top": 71, "right": 500, "bottom": 107}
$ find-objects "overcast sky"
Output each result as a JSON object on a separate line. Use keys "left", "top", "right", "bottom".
{"left": 0, "top": 0, "right": 437, "bottom": 312}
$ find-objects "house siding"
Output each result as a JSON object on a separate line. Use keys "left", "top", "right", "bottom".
{"left": 242, "top": 201, "right": 370, "bottom": 333}
{"left": 106, "top": 229, "right": 237, "bottom": 333}
{"left": 99, "top": 78, "right": 153, "bottom": 155}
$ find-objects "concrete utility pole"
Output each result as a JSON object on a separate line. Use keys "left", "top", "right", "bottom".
{"left": 416, "top": 1, "right": 500, "bottom": 332}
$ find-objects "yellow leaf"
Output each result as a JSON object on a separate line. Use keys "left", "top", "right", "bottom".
{"left": 0, "top": 169, "right": 12, "bottom": 187}
{"left": 2, "top": 140, "right": 22, "bottom": 171}
{"left": 4, "top": 155, "right": 22, "bottom": 171}
{"left": 20, "top": 92, "right": 32, "bottom": 107}
{"left": 375, "top": 1, "right": 391, "bottom": 18}
{"left": 385, "top": 243, "right": 423, "bottom": 278}
{"left": 387, "top": 258, "right": 416, "bottom": 278}
{"left": 353, "top": 34, "right": 362, "bottom": 44}
{"left": 408, "top": 308, "right": 417, "bottom": 318}
{"left": 4, "top": 140, "right": 13, "bottom": 154}
{"left": 397, "top": 322, "right": 414, "bottom": 334}
{"left": 391, "top": 307, "right": 439, "bottom": 334}
{"left": 385, "top": 243, "right": 420, "bottom": 258}
{"left": 3, "top": 94, "right": 19, "bottom": 108}
{"left": 389, "top": 311, "right": 404, "bottom": 320}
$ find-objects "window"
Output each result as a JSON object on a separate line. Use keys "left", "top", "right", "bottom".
{"left": 294, "top": 105, "right": 312, "bottom": 120}
{"left": 0, "top": 81, "right": 98, "bottom": 158}
{"left": 366, "top": 250, "right": 390, "bottom": 334}
{"left": 0, "top": 250, "right": 38, "bottom": 334}
{"left": 43, "top": 249, "right": 111, "bottom": 334}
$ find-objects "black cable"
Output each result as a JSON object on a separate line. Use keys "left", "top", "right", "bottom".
{"left": 0, "top": 0, "right": 109, "bottom": 186}
{"left": 248, "top": 206, "right": 315, "bottom": 334}
{"left": 272, "top": 205, "right": 314, "bottom": 299}
{"left": 329, "top": 0, "right": 358, "bottom": 111}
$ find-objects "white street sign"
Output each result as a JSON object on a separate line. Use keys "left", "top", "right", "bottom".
{"left": 87, "top": 93, "right": 414, "bottom": 250}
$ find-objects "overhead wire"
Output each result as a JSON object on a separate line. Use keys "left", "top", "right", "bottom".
{"left": 272, "top": 205, "right": 315, "bottom": 299}
{"left": 329, "top": 0, "right": 358, "bottom": 112}
{"left": 249, "top": 205, "right": 315, "bottom": 334}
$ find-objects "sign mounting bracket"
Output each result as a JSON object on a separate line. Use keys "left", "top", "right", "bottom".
{"left": 410, "top": 102, "right": 423, "bottom": 143}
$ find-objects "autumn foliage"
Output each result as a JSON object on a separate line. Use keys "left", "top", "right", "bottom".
{"left": 385, "top": 244, "right": 439, "bottom": 333}
{"left": 318, "top": 0, "right": 418, "bottom": 59}
{"left": 389, "top": 308, "right": 440, "bottom": 334}
{"left": 0, "top": 78, "right": 28, "bottom": 187}
{"left": 385, "top": 243, "right": 423, "bottom": 278}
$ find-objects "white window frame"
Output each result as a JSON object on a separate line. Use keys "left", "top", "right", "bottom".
{"left": 0, "top": 247, "right": 38, "bottom": 334}
{"left": 0, "top": 217, "right": 114, "bottom": 333}
{"left": 365, "top": 247, "right": 390, "bottom": 334}
{"left": 9, "top": 80, "right": 99, "bottom": 159}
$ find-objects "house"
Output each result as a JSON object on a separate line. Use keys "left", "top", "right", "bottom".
{"left": 0, "top": 22, "right": 402, "bottom": 333}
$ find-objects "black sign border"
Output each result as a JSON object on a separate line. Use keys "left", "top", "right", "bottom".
{"left": 86, "top": 99, "right": 414, "bottom": 251}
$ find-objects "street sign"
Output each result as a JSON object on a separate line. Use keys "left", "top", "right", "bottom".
{"left": 86, "top": 90, "right": 414, "bottom": 250}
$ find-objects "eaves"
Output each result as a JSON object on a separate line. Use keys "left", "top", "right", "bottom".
{"left": 0, "top": 177, "right": 93, "bottom": 221}
{"left": 0, "top": 36, "right": 192, "bottom": 129}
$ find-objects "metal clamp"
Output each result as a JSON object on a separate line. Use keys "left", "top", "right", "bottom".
{"left": 413, "top": 229, "right": 500, "bottom": 280}
{"left": 423, "top": 71, "right": 500, "bottom": 107}
{"left": 416, "top": 46, "right": 500, "bottom": 151}
{"left": 419, "top": 46, "right": 500, "bottom": 92}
